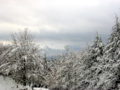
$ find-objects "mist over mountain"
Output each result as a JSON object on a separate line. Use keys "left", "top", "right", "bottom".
{"left": 40, "top": 45, "right": 83, "bottom": 60}
{"left": 40, "top": 46, "right": 64, "bottom": 60}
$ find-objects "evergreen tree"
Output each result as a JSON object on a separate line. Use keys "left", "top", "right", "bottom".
{"left": 99, "top": 16, "right": 120, "bottom": 89}
{"left": 87, "top": 32, "right": 104, "bottom": 64}
{"left": 43, "top": 52, "right": 47, "bottom": 70}
{"left": 104, "top": 16, "right": 120, "bottom": 62}
{"left": 80, "top": 33, "right": 104, "bottom": 90}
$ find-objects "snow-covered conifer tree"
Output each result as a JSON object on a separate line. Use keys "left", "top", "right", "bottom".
{"left": 77, "top": 33, "right": 105, "bottom": 90}
{"left": 97, "top": 16, "right": 120, "bottom": 89}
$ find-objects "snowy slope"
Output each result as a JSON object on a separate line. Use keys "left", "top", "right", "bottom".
{"left": 0, "top": 76, "right": 49, "bottom": 90}
{"left": 0, "top": 75, "right": 32, "bottom": 90}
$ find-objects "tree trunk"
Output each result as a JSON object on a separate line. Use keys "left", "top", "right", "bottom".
{"left": 23, "top": 59, "right": 26, "bottom": 86}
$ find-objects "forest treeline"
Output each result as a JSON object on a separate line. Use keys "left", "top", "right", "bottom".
{"left": 0, "top": 16, "right": 120, "bottom": 90}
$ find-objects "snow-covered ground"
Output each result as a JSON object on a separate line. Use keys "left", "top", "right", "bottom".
{"left": 33, "top": 88, "right": 49, "bottom": 90}
{"left": 0, "top": 75, "right": 49, "bottom": 90}
{"left": 0, "top": 75, "right": 32, "bottom": 90}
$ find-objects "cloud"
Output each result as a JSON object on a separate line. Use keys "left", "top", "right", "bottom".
{"left": 0, "top": 0, "right": 120, "bottom": 49}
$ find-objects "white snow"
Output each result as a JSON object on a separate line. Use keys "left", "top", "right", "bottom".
{"left": 0, "top": 75, "right": 49, "bottom": 90}
{"left": 0, "top": 62, "right": 10, "bottom": 69}
{"left": 0, "top": 75, "right": 27, "bottom": 90}
{"left": 33, "top": 87, "right": 49, "bottom": 90}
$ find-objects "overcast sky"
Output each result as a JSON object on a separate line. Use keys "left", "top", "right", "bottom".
{"left": 0, "top": 0, "right": 120, "bottom": 49}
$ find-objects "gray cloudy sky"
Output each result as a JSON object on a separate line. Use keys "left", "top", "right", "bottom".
{"left": 0, "top": 0, "right": 120, "bottom": 49}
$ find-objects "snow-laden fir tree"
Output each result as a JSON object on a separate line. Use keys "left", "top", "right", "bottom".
{"left": 85, "top": 33, "right": 105, "bottom": 90}
{"left": 96, "top": 16, "right": 120, "bottom": 90}
{"left": 74, "top": 33, "right": 104, "bottom": 90}
{"left": 84, "top": 32, "right": 104, "bottom": 68}
{"left": 52, "top": 46, "right": 77, "bottom": 90}
{"left": 0, "top": 29, "right": 45, "bottom": 86}
{"left": 69, "top": 50, "right": 86, "bottom": 90}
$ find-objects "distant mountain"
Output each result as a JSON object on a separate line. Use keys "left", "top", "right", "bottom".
{"left": 40, "top": 46, "right": 65, "bottom": 60}
{"left": 40, "top": 45, "right": 83, "bottom": 60}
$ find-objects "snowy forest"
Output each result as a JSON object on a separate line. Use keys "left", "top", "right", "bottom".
{"left": 0, "top": 16, "right": 120, "bottom": 90}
